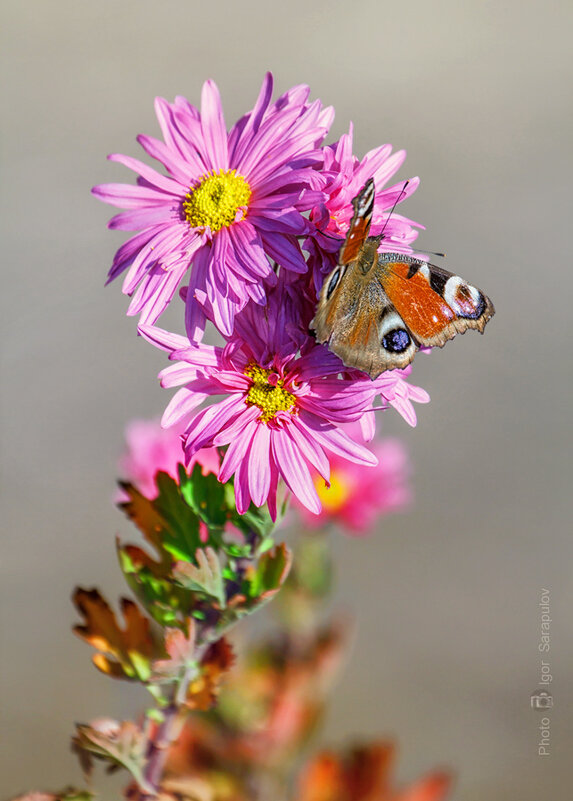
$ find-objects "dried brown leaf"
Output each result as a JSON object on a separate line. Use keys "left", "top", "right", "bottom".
{"left": 72, "top": 588, "right": 154, "bottom": 680}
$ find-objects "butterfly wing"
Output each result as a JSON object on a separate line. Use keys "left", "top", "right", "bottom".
{"left": 311, "top": 179, "right": 418, "bottom": 377}
{"left": 339, "top": 178, "right": 376, "bottom": 264}
{"left": 377, "top": 256, "right": 495, "bottom": 348}
{"left": 311, "top": 259, "right": 418, "bottom": 376}
{"left": 312, "top": 178, "right": 495, "bottom": 379}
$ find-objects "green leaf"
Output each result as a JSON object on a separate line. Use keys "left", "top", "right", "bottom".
{"left": 172, "top": 548, "right": 226, "bottom": 608}
{"left": 216, "top": 544, "right": 293, "bottom": 634}
{"left": 230, "top": 493, "right": 276, "bottom": 541}
{"left": 153, "top": 471, "right": 203, "bottom": 560}
{"left": 117, "top": 543, "right": 187, "bottom": 627}
{"left": 178, "top": 463, "right": 228, "bottom": 532}
{"left": 119, "top": 475, "right": 201, "bottom": 564}
{"left": 248, "top": 543, "right": 292, "bottom": 601}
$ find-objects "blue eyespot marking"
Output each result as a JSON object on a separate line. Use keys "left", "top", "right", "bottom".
{"left": 382, "top": 328, "right": 411, "bottom": 353}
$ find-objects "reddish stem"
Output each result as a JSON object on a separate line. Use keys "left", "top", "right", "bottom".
{"left": 136, "top": 652, "right": 207, "bottom": 799}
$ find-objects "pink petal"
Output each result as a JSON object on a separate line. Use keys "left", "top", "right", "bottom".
{"left": 93, "top": 183, "right": 171, "bottom": 209}
{"left": 266, "top": 454, "right": 280, "bottom": 521}
{"left": 219, "top": 427, "right": 254, "bottom": 483}
{"left": 106, "top": 229, "right": 162, "bottom": 284}
{"left": 159, "top": 362, "right": 201, "bottom": 388}
{"left": 228, "top": 222, "right": 272, "bottom": 279}
{"left": 108, "top": 207, "right": 175, "bottom": 231}
{"left": 162, "top": 387, "right": 209, "bottom": 428}
{"left": 260, "top": 232, "right": 307, "bottom": 273}
{"left": 121, "top": 226, "right": 193, "bottom": 295}
{"left": 185, "top": 396, "right": 244, "bottom": 456}
{"left": 154, "top": 97, "right": 209, "bottom": 176}
{"left": 229, "top": 72, "right": 273, "bottom": 164}
{"left": 247, "top": 423, "right": 272, "bottom": 507}
{"left": 107, "top": 153, "right": 184, "bottom": 195}
{"left": 212, "top": 404, "right": 260, "bottom": 447}
{"left": 299, "top": 411, "right": 378, "bottom": 466}
{"left": 234, "top": 446, "right": 254, "bottom": 515}
{"left": 200, "top": 80, "right": 228, "bottom": 171}
{"left": 137, "top": 134, "right": 195, "bottom": 184}
{"left": 170, "top": 344, "right": 222, "bottom": 369}
{"left": 287, "top": 418, "right": 330, "bottom": 481}
{"left": 127, "top": 262, "right": 187, "bottom": 324}
{"left": 248, "top": 208, "right": 307, "bottom": 235}
{"left": 358, "top": 410, "right": 377, "bottom": 442}
{"left": 271, "top": 430, "right": 321, "bottom": 514}
{"left": 138, "top": 324, "right": 191, "bottom": 353}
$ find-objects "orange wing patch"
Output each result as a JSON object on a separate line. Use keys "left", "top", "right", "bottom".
{"left": 381, "top": 261, "right": 455, "bottom": 340}
{"left": 340, "top": 217, "right": 371, "bottom": 264}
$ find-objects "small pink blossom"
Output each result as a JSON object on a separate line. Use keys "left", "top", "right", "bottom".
{"left": 118, "top": 417, "right": 219, "bottom": 499}
{"left": 293, "top": 435, "right": 411, "bottom": 534}
{"left": 303, "top": 125, "right": 424, "bottom": 294}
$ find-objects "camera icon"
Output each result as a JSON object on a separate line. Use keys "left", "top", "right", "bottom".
{"left": 531, "top": 690, "right": 553, "bottom": 709}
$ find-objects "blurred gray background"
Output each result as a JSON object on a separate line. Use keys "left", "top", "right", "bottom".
{"left": 2, "top": 1, "right": 572, "bottom": 798}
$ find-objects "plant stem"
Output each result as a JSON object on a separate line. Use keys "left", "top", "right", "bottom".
{"left": 137, "top": 654, "right": 206, "bottom": 799}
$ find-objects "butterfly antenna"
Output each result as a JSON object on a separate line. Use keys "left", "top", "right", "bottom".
{"left": 377, "top": 180, "right": 410, "bottom": 242}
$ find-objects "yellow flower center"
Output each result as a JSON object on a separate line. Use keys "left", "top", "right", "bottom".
{"left": 244, "top": 363, "right": 296, "bottom": 424}
{"left": 183, "top": 169, "right": 251, "bottom": 232}
{"left": 315, "top": 470, "right": 351, "bottom": 513}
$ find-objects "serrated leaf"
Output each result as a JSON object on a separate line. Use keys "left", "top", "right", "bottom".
{"left": 120, "top": 474, "right": 202, "bottom": 564}
{"left": 117, "top": 544, "right": 181, "bottom": 627}
{"left": 223, "top": 542, "right": 253, "bottom": 558}
{"left": 230, "top": 497, "right": 276, "bottom": 541}
{"left": 297, "top": 743, "right": 451, "bottom": 801}
{"left": 73, "top": 720, "right": 153, "bottom": 792}
{"left": 216, "top": 544, "right": 292, "bottom": 632}
{"left": 151, "top": 622, "right": 199, "bottom": 684}
{"left": 72, "top": 589, "right": 154, "bottom": 681}
{"left": 248, "top": 543, "right": 292, "bottom": 601}
{"left": 172, "top": 548, "right": 226, "bottom": 608}
{"left": 178, "top": 463, "right": 227, "bottom": 531}
{"left": 186, "top": 637, "right": 235, "bottom": 711}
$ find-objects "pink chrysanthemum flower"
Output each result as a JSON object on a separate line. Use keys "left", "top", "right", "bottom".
{"left": 293, "top": 433, "right": 411, "bottom": 534}
{"left": 303, "top": 125, "right": 424, "bottom": 294}
{"left": 93, "top": 73, "right": 333, "bottom": 338}
{"left": 118, "top": 417, "right": 219, "bottom": 500}
{"left": 138, "top": 278, "right": 430, "bottom": 520}
{"left": 137, "top": 288, "right": 391, "bottom": 519}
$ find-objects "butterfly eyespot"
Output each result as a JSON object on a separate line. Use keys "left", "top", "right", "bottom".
{"left": 326, "top": 267, "right": 342, "bottom": 299}
{"left": 382, "top": 328, "right": 411, "bottom": 353}
{"left": 444, "top": 276, "right": 485, "bottom": 320}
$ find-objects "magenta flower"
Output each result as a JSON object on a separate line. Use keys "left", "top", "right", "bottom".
{"left": 302, "top": 125, "right": 424, "bottom": 293}
{"left": 118, "top": 417, "right": 219, "bottom": 500}
{"left": 293, "top": 433, "right": 411, "bottom": 534}
{"left": 93, "top": 73, "right": 333, "bottom": 338}
{"left": 137, "top": 289, "right": 389, "bottom": 519}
